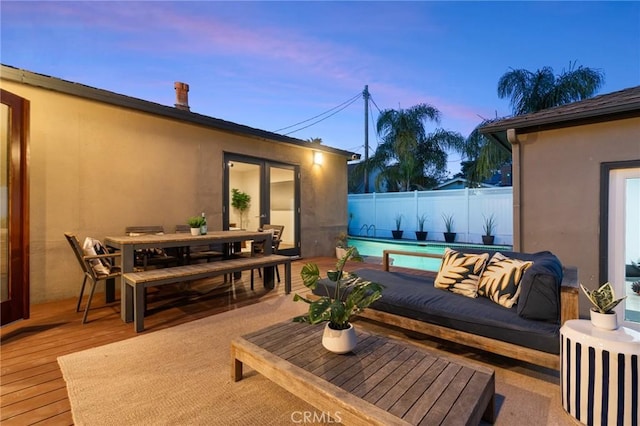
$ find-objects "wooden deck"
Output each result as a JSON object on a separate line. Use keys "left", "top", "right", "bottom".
{"left": 0, "top": 257, "right": 345, "bottom": 425}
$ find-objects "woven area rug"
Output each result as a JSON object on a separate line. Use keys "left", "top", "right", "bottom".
{"left": 58, "top": 296, "right": 574, "bottom": 425}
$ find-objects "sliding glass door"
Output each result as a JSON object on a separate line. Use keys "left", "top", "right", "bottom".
{"left": 224, "top": 154, "right": 299, "bottom": 256}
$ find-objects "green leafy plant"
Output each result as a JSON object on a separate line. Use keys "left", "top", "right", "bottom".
{"left": 231, "top": 188, "right": 251, "bottom": 229}
{"left": 580, "top": 282, "right": 626, "bottom": 314}
{"left": 293, "top": 247, "right": 383, "bottom": 330}
{"left": 394, "top": 214, "right": 403, "bottom": 231}
{"left": 417, "top": 214, "right": 427, "bottom": 232}
{"left": 335, "top": 232, "right": 349, "bottom": 248}
{"left": 442, "top": 213, "right": 455, "bottom": 233}
{"left": 482, "top": 214, "right": 496, "bottom": 236}
{"left": 187, "top": 216, "right": 205, "bottom": 228}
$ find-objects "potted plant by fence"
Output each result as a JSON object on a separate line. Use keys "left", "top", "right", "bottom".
{"left": 231, "top": 188, "right": 251, "bottom": 229}
{"left": 187, "top": 216, "right": 205, "bottom": 236}
{"left": 392, "top": 214, "right": 404, "bottom": 239}
{"left": 442, "top": 213, "right": 456, "bottom": 243}
{"left": 415, "top": 214, "right": 428, "bottom": 241}
{"left": 580, "top": 282, "right": 626, "bottom": 330}
{"left": 482, "top": 214, "right": 496, "bottom": 245}
{"left": 293, "top": 247, "right": 383, "bottom": 354}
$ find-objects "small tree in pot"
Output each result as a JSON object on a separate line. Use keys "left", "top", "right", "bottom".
{"left": 231, "top": 188, "right": 251, "bottom": 229}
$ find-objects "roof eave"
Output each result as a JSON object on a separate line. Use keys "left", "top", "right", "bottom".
{"left": 1, "top": 64, "right": 359, "bottom": 159}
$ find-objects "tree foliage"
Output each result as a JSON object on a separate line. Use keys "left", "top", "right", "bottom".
{"left": 497, "top": 62, "right": 604, "bottom": 115}
{"left": 355, "top": 103, "right": 465, "bottom": 192}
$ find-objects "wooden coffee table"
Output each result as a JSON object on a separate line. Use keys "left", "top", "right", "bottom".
{"left": 231, "top": 321, "right": 495, "bottom": 425}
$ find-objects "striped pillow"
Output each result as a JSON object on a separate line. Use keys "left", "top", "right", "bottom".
{"left": 477, "top": 252, "right": 533, "bottom": 308}
{"left": 434, "top": 248, "right": 489, "bottom": 298}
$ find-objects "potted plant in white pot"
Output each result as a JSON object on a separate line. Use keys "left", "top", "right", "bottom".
{"left": 335, "top": 231, "right": 350, "bottom": 259}
{"left": 293, "top": 247, "right": 383, "bottom": 354}
{"left": 392, "top": 214, "right": 403, "bottom": 239}
{"left": 415, "top": 213, "right": 428, "bottom": 241}
{"left": 187, "top": 216, "right": 205, "bottom": 235}
{"left": 442, "top": 213, "right": 456, "bottom": 243}
{"left": 482, "top": 214, "right": 496, "bottom": 245}
{"left": 580, "top": 282, "right": 626, "bottom": 330}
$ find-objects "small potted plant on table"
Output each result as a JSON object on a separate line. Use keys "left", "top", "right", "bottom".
{"left": 293, "top": 247, "right": 383, "bottom": 354}
{"left": 187, "top": 216, "right": 205, "bottom": 235}
{"left": 580, "top": 282, "right": 626, "bottom": 330}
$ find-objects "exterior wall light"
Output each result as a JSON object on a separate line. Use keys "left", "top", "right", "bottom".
{"left": 313, "top": 151, "right": 323, "bottom": 165}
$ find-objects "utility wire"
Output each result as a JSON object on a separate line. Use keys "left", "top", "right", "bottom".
{"left": 272, "top": 92, "right": 361, "bottom": 133}
{"left": 283, "top": 95, "right": 361, "bottom": 136}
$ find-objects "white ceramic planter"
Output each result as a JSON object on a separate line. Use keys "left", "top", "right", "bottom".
{"left": 335, "top": 247, "right": 348, "bottom": 259}
{"left": 190, "top": 228, "right": 200, "bottom": 236}
{"left": 322, "top": 323, "right": 357, "bottom": 354}
{"left": 589, "top": 308, "right": 618, "bottom": 330}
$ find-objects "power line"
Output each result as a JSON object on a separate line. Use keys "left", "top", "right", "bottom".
{"left": 283, "top": 95, "right": 361, "bottom": 136}
{"left": 272, "top": 92, "right": 361, "bottom": 134}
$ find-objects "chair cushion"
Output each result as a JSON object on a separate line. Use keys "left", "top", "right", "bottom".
{"left": 82, "top": 237, "right": 111, "bottom": 275}
{"left": 477, "top": 252, "right": 532, "bottom": 308}
{"left": 434, "top": 248, "right": 489, "bottom": 298}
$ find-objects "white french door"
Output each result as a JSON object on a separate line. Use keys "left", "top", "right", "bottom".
{"left": 607, "top": 165, "right": 640, "bottom": 330}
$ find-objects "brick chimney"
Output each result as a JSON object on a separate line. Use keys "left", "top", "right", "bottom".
{"left": 174, "top": 82, "right": 190, "bottom": 111}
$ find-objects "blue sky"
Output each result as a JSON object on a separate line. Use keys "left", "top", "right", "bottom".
{"left": 2, "top": 1, "right": 639, "bottom": 173}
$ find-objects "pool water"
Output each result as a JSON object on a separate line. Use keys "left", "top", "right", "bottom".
{"left": 348, "top": 236, "right": 512, "bottom": 271}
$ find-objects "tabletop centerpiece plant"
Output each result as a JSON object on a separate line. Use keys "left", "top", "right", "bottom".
{"left": 335, "top": 231, "right": 351, "bottom": 259}
{"left": 293, "top": 247, "right": 383, "bottom": 354}
{"left": 580, "top": 282, "right": 626, "bottom": 330}
{"left": 187, "top": 216, "right": 205, "bottom": 236}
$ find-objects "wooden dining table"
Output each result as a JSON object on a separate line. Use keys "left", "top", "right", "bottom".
{"left": 104, "top": 230, "right": 273, "bottom": 322}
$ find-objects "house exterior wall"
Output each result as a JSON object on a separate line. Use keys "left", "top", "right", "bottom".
{"left": 515, "top": 117, "right": 640, "bottom": 316}
{"left": 1, "top": 79, "right": 348, "bottom": 303}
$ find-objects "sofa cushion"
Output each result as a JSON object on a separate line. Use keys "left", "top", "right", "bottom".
{"left": 477, "top": 252, "right": 532, "bottom": 308}
{"left": 434, "top": 248, "right": 489, "bottom": 298}
{"left": 517, "top": 252, "right": 563, "bottom": 323}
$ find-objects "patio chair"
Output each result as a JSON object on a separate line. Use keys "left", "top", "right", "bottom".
{"left": 125, "top": 226, "right": 178, "bottom": 269}
{"left": 175, "top": 225, "right": 224, "bottom": 264}
{"left": 64, "top": 233, "right": 121, "bottom": 324}
{"left": 250, "top": 224, "right": 284, "bottom": 289}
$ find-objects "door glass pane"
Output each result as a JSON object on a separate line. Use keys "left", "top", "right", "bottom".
{"left": 269, "top": 166, "right": 294, "bottom": 250}
{"left": 624, "top": 176, "right": 640, "bottom": 324}
{"left": 1, "top": 104, "right": 9, "bottom": 302}
{"left": 228, "top": 161, "right": 260, "bottom": 231}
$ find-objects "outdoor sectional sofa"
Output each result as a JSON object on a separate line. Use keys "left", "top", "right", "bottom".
{"left": 315, "top": 248, "right": 579, "bottom": 370}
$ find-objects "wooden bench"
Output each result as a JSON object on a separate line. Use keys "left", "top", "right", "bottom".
{"left": 123, "top": 254, "right": 292, "bottom": 332}
{"left": 355, "top": 249, "right": 580, "bottom": 370}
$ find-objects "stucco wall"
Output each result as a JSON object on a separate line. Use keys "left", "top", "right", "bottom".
{"left": 516, "top": 117, "right": 640, "bottom": 316}
{"left": 2, "top": 80, "right": 348, "bottom": 303}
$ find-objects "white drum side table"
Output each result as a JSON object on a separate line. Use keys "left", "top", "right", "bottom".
{"left": 560, "top": 319, "right": 639, "bottom": 426}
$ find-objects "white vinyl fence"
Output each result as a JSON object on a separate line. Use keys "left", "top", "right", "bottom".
{"left": 348, "top": 187, "right": 513, "bottom": 246}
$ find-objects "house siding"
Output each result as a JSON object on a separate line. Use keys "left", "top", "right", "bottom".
{"left": 515, "top": 117, "right": 640, "bottom": 317}
{"left": 1, "top": 78, "right": 349, "bottom": 303}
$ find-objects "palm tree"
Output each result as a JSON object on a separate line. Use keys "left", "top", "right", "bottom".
{"left": 357, "top": 103, "right": 464, "bottom": 192}
{"left": 465, "top": 62, "right": 605, "bottom": 183}
{"left": 497, "top": 62, "right": 604, "bottom": 115}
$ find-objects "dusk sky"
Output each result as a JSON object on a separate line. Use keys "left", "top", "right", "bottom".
{"left": 2, "top": 1, "right": 639, "bottom": 173}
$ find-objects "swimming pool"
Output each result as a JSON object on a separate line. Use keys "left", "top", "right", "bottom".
{"left": 348, "top": 236, "right": 513, "bottom": 271}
